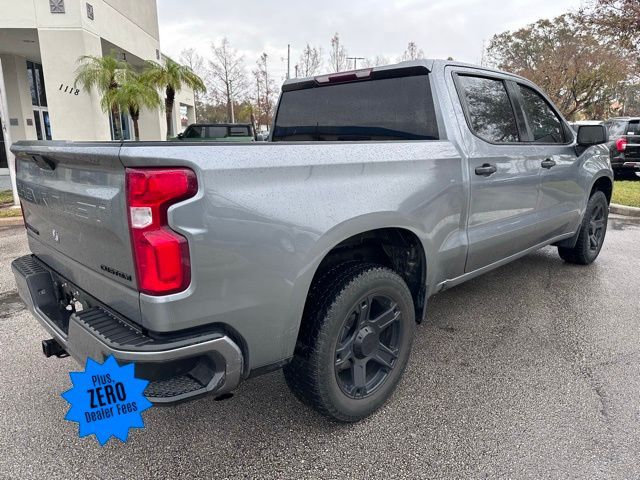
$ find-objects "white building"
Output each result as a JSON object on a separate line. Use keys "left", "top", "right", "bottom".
{"left": 0, "top": 0, "right": 196, "bottom": 174}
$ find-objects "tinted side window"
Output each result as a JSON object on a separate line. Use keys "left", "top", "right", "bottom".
{"left": 458, "top": 76, "right": 519, "bottom": 143}
{"left": 605, "top": 120, "right": 628, "bottom": 138}
{"left": 206, "top": 126, "right": 228, "bottom": 138}
{"left": 518, "top": 85, "right": 565, "bottom": 143}
{"left": 229, "top": 126, "right": 251, "bottom": 136}
{"left": 627, "top": 120, "right": 640, "bottom": 135}
{"left": 184, "top": 126, "right": 203, "bottom": 138}
{"left": 273, "top": 75, "right": 439, "bottom": 142}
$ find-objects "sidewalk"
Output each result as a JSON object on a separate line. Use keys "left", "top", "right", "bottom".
{"left": 0, "top": 169, "right": 11, "bottom": 191}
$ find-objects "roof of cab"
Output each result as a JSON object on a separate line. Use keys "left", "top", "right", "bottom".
{"left": 607, "top": 117, "right": 640, "bottom": 121}
{"left": 282, "top": 58, "right": 533, "bottom": 90}
{"left": 188, "top": 123, "right": 253, "bottom": 128}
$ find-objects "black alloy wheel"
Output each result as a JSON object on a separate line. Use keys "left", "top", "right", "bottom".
{"left": 587, "top": 201, "right": 606, "bottom": 252}
{"left": 283, "top": 262, "right": 416, "bottom": 422}
{"left": 334, "top": 293, "right": 403, "bottom": 399}
{"left": 558, "top": 190, "right": 609, "bottom": 265}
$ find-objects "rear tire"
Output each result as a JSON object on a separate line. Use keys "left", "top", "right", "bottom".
{"left": 283, "top": 262, "right": 415, "bottom": 422}
{"left": 558, "top": 191, "right": 608, "bottom": 265}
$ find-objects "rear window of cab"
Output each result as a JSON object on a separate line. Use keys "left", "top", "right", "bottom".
{"left": 272, "top": 74, "right": 439, "bottom": 142}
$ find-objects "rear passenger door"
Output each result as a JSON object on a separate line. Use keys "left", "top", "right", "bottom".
{"left": 513, "top": 83, "right": 582, "bottom": 240}
{"left": 453, "top": 72, "right": 542, "bottom": 273}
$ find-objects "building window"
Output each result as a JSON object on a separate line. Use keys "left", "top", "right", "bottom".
{"left": 27, "top": 61, "right": 47, "bottom": 107}
{"left": 27, "top": 61, "right": 52, "bottom": 140}
{"left": 109, "top": 109, "right": 132, "bottom": 141}
{"left": 180, "top": 104, "right": 188, "bottom": 128}
{"left": 49, "top": 0, "right": 65, "bottom": 13}
{"left": 33, "top": 111, "right": 52, "bottom": 141}
{"left": 86, "top": 3, "right": 94, "bottom": 20}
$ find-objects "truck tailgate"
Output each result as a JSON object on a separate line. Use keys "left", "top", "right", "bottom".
{"left": 12, "top": 142, "right": 138, "bottom": 300}
{"left": 625, "top": 134, "right": 640, "bottom": 160}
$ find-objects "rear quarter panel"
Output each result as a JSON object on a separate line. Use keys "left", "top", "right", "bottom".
{"left": 578, "top": 144, "right": 614, "bottom": 202}
{"left": 119, "top": 141, "right": 466, "bottom": 370}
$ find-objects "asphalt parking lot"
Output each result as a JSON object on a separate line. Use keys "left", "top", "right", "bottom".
{"left": 0, "top": 217, "right": 639, "bottom": 479}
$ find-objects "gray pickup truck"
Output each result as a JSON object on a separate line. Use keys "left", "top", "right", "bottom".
{"left": 11, "top": 60, "right": 613, "bottom": 422}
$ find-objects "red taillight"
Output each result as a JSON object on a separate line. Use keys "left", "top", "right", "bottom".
{"left": 126, "top": 168, "right": 197, "bottom": 295}
{"left": 616, "top": 137, "right": 628, "bottom": 152}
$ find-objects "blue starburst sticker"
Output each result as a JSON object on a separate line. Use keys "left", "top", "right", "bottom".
{"left": 62, "top": 356, "right": 153, "bottom": 445}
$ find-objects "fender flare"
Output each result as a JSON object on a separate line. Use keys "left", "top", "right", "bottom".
{"left": 555, "top": 172, "right": 613, "bottom": 249}
{"left": 281, "top": 212, "right": 430, "bottom": 357}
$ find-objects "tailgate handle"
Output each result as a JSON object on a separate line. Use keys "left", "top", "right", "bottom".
{"left": 31, "top": 155, "right": 56, "bottom": 171}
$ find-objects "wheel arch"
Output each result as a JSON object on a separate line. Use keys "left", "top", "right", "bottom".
{"left": 555, "top": 173, "right": 613, "bottom": 249}
{"left": 286, "top": 214, "right": 429, "bottom": 360}
{"left": 590, "top": 175, "right": 613, "bottom": 204}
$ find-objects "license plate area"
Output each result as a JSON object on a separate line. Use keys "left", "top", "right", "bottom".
{"left": 20, "top": 257, "right": 95, "bottom": 336}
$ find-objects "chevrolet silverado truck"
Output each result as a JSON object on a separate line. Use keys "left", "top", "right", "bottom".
{"left": 11, "top": 60, "right": 613, "bottom": 422}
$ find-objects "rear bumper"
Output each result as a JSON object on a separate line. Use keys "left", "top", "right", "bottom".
{"left": 611, "top": 158, "right": 640, "bottom": 170}
{"left": 12, "top": 254, "right": 244, "bottom": 404}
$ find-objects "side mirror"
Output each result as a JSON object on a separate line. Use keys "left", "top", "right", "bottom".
{"left": 177, "top": 133, "right": 184, "bottom": 139}
{"left": 577, "top": 125, "right": 608, "bottom": 146}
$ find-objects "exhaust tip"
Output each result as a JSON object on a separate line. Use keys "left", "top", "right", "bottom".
{"left": 42, "top": 338, "right": 68, "bottom": 358}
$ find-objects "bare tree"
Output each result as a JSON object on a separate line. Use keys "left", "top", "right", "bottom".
{"left": 297, "top": 44, "right": 323, "bottom": 77}
{"left": 362, "top": 55, "right": 390, "bottom": 68}
{"left": 252, "top": 53, "right": 278, "bottom": 128}
{"left": 329, "top": 33, "right": 349, "bottom": 72}
{"left": 399, "top": 41, "right": 425, "bottom": 61}
{"left": 179, "top": 48, "right": 208, "bottom": 121}
{"left": 209, "top": 38, "right": 248, "bottom": 123}
{"left": 179, "top": 48, "right": 204, "bottom": 78}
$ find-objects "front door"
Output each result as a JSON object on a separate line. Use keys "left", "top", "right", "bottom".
{"left": 453, "top": 73, "right": 542, "bottom": 273}
{"left": 513, "top": 83, "right": 583, "bottom": 239}
{"left": 0, "top": 115, "right": 7, "bottom": 168}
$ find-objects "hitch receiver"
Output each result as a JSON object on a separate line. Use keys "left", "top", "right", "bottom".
{"left": 42, "top": 338, "right": 69, "bottom": 358}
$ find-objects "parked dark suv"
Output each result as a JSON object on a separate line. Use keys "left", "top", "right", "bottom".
{"left": 175, "top": 123, "right": 256, "bottom": 142}
{"left": 603, "top": 117, "right": 640, "bottom": 177}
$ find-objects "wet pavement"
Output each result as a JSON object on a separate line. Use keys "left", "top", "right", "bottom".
{"left": 0, "top": 216, "right": 639, "bottom": 479}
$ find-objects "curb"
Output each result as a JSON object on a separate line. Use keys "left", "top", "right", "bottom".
{"left": 610, "top": 203, "right": 640, "bottom": 218}
{"left": 0, "top": 217, "right": 23, "bottom": 227}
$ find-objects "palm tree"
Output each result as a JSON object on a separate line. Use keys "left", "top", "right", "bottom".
{"left": 103, "top": 74, "right": 162, "bottom": 140}
{"left": 143, "top": 57, "right": 206, "bottom": 138}
{"left": 74, "top": 54, "right": 131, "bottom": 139}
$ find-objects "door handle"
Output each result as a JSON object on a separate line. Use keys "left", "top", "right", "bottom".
{"left": 541, "top": 158, "right": 556, "bottom": 169}
{"left": 475, "top": 163, "right": 497, "bottom": 176}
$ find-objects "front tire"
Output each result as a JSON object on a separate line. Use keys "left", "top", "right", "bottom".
{"left": 284, "top": 262, "right": 415, "bottom": 422}
{"left": 558, "top": 191, "right": 609, "bottom": 265}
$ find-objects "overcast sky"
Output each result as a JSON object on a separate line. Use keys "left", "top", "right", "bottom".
{"left": 157, "top": 0, "right": 584, "bottom": 81}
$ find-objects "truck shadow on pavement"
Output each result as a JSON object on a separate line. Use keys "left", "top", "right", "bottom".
{"left": 122, "top": 241, "right": 639, "bottom": 477}
{"left": 6, "top": 237, "right": 638, "bottom": 477}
